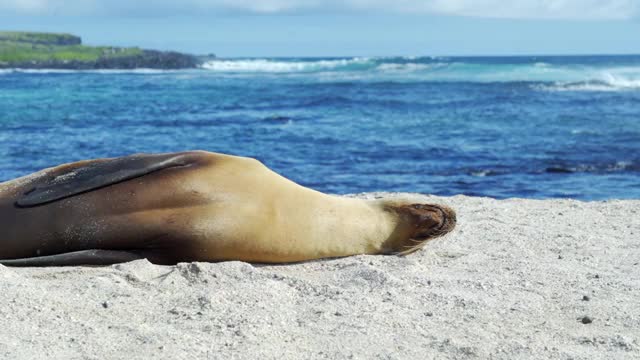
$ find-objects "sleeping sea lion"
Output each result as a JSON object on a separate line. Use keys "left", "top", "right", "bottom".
{"left": 0, "top": 151, "right": 456, "bottom": 266}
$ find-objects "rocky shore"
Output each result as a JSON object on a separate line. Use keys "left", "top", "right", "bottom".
{"left": 5, "top": 50, "right": 200, "bottom": 70}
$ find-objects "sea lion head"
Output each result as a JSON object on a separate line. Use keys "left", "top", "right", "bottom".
{"left": 382, "top": 202, "right": 457, "bottom": 255}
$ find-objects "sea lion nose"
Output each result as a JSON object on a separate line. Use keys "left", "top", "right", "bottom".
{"left": 385, "top": 202, "right": 457, "bottom": 256}
{"left": 410, "top": 204, "right": 456, "bottom": 239}
{"left": 414, "top": 205, "right": 442, "bottom": 227}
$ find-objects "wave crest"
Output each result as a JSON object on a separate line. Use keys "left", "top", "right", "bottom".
{"left": 200, "top": 58, "right": 373, "bottom": 73}
{"left": 538, "top": 71, "right": 640, "bottom": 92}
{"left": 3, "top": 56, "right": 640, "bottom": 92}
{"left": 200, "top": 57, "right": 640, "bottom": 90}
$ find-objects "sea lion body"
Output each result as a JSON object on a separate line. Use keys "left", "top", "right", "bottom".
{"left": 0, "top": 151, "right": 455, "bottom": 266}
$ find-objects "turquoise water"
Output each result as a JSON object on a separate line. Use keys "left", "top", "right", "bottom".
{"left": 1, "top": 55, "right": 639, "bottom": 199}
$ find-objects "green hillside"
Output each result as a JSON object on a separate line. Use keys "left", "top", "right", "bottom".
{"left": 0, "top": 31, "right": 81, "bottom": 45}
{"left": 0, "top": 31, "right": 143, "bottom": 64}
{"left": 0, "top": 31, "right": 198, "bottom": 69}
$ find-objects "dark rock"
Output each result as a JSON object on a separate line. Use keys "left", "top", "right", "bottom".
{"left": 546, "top": 167, "right": 573, "bottom": 174}
{"left": 6, "top": 49, "right": 200, "bottom": 70}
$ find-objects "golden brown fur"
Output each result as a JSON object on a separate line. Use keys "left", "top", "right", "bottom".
{"left": 0, "top": 151, "right": 456, "bottom": 265}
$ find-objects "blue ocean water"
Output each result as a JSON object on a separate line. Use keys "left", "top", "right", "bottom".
{"left": 1, "top": 55, "right": 639, "bottom": 200}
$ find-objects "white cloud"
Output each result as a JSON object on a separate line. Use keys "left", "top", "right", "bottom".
{"left": 0, "top": 0, "right": 100, "bottom": 14}
{"left": 1, "top": 0, "right": 638, "bottom": 19}
{"left": 420, "top": 0, "right": 640, "bottom": 20}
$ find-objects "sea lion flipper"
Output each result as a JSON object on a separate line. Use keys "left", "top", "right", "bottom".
{"left": 15, "top": 153, "right": 194, "bottom": 207}
{"left": 0, "top": 250, "right": 144, "bottom": 267}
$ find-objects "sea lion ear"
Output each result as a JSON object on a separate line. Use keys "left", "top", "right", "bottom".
{"left": 15, "top": 152, "right": 196, "bottom": 208}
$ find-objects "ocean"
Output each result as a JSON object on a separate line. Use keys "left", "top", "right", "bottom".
{"left": 1, "top": 55, "right": 639, "bottom": 200}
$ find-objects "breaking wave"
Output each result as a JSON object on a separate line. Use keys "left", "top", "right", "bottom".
{"left": 199, "top": 56, "right": 640, "bottom": 90}
{"left": 540, "top": 71, "right": 640, "bottom": 91}
{"left": 3, "top": 56, "right": 640, "bottom": 91}
{"left": 200, "top": 57, "right": 375, "bottom": 73}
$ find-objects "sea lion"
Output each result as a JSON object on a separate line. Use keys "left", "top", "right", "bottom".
{"left": 0, "top": 151, "right": 456, "bottom": 266}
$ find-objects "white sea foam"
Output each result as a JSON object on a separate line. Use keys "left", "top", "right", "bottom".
{"left": 540, "top": 78, "right": 640, "bottom": 92}
{"left": 201, "top": 59, "right": 640, "bottom": 88}
{"left": 609, "top": 161, "right": 633, "bottom": 171}
{"left": 4, "top": 58, "right": 640, "bottom": 90}
{"left": 543, "top": 83, "right": 624, "bottom": 92}
{"left": 471, "top": 170, "right": 490, "bottom": 177}
{"left": 200, "top": 58, "right": 372, "bottom": 73}
{"left": 201, "top": 57, "right": 453, "bottom": 75}
{"left": 535, "top": 66, "right": 640, "bottom": 92}
{"left": 571, "top": 129, "right": 601, "bottom": 135}
{"left": 601, "top": 71, "right": 640, "bottom": 88}
{"left": 375, "top": 63, "right": 440, "bottom": 72}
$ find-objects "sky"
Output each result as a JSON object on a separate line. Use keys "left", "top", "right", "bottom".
{"left": 1, "top": 0, "right": 639, "bottom": 56}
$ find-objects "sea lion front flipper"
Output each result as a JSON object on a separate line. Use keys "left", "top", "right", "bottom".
{"left": 15, "top": 152, "right": 195, "bottom": 208}
{"left": 0, "top": 250, "right": 144, "bottom": 267}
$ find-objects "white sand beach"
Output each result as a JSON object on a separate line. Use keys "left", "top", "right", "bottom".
{"left": 1, "top": 193, "right": 638, "bottom": 359}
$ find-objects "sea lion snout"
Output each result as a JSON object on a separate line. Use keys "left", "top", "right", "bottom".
{"left": 381, "top": 202, "right": 457, "bottom": 255}
{"left": 408, "top": 204, "right": 457, "bottom": 239}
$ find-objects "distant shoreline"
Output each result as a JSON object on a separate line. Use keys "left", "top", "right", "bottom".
{"left": 0, "top": 31, "right": 207, "bottom": 70}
